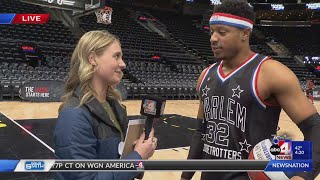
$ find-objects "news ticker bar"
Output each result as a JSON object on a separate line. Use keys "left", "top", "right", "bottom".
{"left": 0, "top": 14, "right": 50, "bottom": 24}
{"left": 0, "top": 160, "right": 312, "bottom": 172}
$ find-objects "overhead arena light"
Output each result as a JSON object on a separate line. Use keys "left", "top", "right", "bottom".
{"left": 306, "top": 3, "right": 320, "bottom": 10}
{"left": 271, "top": 4, "right": 285, "bottom": 11}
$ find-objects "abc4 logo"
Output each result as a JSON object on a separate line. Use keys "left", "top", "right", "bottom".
{"left": 270, "top": 140, "right": 292, "bottom": 156}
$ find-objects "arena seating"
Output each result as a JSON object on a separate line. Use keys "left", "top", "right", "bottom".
{"left": 0, "top": 22, "right": 75, "bottom": 45}
{"left": 257, "top": 25, "right": 320, "bottom": 84}
{"left": 258, "top": 26, "right": 320, "bottom": 55}
{"left": 79, "top": 7, "right": 185, "bottom": 54}
{"left": 249, "top": 29, "right": 277, "bottom": 56}
{"left": 0, "top": 0, "right": 319, "bottom": 100}
{"left": 144, "top": 10, "right": 277, "bottom": 62}
{"left": 145, "top": 10, "right": 214, "bottom": 62}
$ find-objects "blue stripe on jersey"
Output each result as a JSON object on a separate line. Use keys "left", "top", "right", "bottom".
{"left": 250, "top": 56, "right": 270, "bottom": 109}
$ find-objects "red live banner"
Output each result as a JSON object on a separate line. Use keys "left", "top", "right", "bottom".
{"left": 12, "top": 14, "right": 50, "bottom": 24}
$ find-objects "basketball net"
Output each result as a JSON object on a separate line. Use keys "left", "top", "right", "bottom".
{"left": 95, "top": 6, "right": 112, "bottom": 25}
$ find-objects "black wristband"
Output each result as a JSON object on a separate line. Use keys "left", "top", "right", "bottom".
{"left": 297, "top": 113, "right": 320, "bottom": 179}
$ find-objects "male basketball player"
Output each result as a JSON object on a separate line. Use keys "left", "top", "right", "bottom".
{"left": 181, "top": 0, "right": 320, "bottom": 180}
{"left": 306, "top": 79, "right": 314, "bottom": 104}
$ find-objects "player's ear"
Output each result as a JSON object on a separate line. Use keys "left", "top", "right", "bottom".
{"left": 241, "top": 28, "right": 251, "bottom": 41}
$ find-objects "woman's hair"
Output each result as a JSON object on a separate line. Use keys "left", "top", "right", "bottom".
{"left": 59, "top": 30, "right": 122, "bottom": 112}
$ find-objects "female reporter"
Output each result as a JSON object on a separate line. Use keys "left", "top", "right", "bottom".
{"left": 54, "top": 30, "right": 157, "bottom": 180}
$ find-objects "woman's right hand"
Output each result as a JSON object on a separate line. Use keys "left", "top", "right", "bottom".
{"left": 133, "top": 128, "right": 157, "bottom": 159}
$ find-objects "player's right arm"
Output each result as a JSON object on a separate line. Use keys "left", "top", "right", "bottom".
{"left": 181, "top": 69, "right": 207, "bottom": 180}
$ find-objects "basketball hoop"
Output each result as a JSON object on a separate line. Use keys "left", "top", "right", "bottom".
{"left": 95, "top": 6, "right": 113, "bottom": 25}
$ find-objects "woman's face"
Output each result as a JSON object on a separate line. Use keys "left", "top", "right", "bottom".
{"left": 92, "top": 41, "right": 126, "bottom": 86}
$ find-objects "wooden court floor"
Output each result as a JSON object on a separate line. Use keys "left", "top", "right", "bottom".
{"left": 0, "top": 100, "right": 319, "bottom": 180}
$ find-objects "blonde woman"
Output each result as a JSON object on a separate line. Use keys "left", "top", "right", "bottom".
{"left": 54, "top": 30, "right": 156, "bottom": 180}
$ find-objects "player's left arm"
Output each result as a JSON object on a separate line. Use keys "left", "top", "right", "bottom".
{"left": 260, "top": 60, "right": 320, "bottom": 180}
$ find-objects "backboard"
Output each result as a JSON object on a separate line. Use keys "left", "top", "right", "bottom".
{"left": 72, "top": 0, "right": 105, "bottom": 18}
{"left": 20, "top": 0, "right": 85, "bottom": 11}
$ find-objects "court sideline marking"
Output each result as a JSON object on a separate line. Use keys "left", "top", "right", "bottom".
{"left": 0, "top": 111, "right": 55, "bottom": 153}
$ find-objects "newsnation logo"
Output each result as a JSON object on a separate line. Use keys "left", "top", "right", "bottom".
{"left": 0, "top": 14, "right": 50, "bottom": 24}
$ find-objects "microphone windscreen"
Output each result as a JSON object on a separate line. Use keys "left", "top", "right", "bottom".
{"left": 140, "top": 95, "right": 166, "bottom": 118}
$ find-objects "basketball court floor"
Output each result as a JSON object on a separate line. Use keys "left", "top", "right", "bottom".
{"left": 0, "top": 100, "right": 319, "bottom": 180}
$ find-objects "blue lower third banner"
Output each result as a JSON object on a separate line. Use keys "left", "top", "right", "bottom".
{"left": 0, "top": 160, "right": 19, "bottom": 172}
{"left": 264, "top": 160, "right": 312, "bottom": 172}
{"left": 0, "top": 14, "right": 15, "bottom": 24}
{"left": 292, "top": 141, "right": 312, "bottom": 160}
{"left": 0, "top": 159, "right": 312, "bottom": 172}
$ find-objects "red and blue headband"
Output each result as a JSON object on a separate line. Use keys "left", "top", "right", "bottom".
{"left": 209, "top": 13, "right": 254, "bottom": 30}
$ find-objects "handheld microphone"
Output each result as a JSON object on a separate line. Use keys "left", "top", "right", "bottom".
{"left": 140, "top": 95, "right": 166, "bottom": 140}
